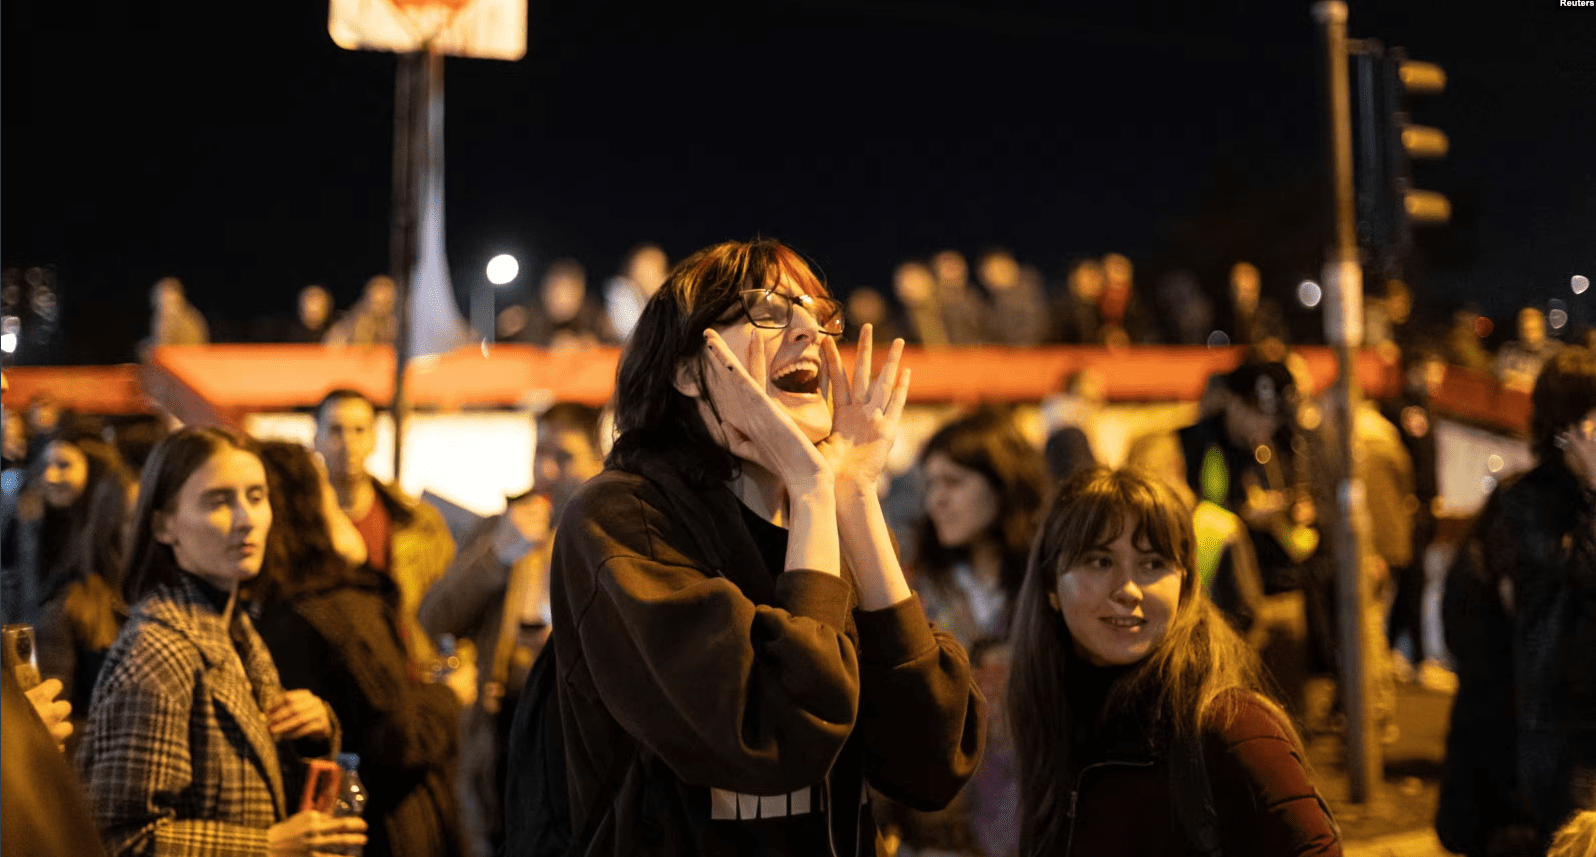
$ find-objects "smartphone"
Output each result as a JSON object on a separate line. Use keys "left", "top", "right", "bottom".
{"left": 1, "top": 623, "right": 41, "bottom": 691}
{"left": 300, "top": 758, "right": 342, "bottom": 813}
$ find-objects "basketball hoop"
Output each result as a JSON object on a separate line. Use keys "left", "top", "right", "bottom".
{"left": 329, "top": 0, "right": 526, "bottom": 61}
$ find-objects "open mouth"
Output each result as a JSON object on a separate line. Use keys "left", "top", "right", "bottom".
{"left": 771, "top": 361, "right": 821, "bottom": 395}
{"left": 1101, "top": 616, "right": 1145, "bottom": 630}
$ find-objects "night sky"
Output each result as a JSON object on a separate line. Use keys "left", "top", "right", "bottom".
{"left": 3, "top": 0, "right": 1592, "bottom": 364}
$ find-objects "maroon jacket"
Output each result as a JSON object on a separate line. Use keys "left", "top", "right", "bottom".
{"left": 1064, "top": 691, "right": 1340, "bottom": 857}
{"left": 548, "top": 451, "right": 986, "bottom": 856}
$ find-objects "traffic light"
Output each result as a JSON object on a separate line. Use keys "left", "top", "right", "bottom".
{"left": 1384, "top": 48, "right": 1450, "bottom": 231}
{"left": 1352, "top": 41, "right": 1449, "bottom": 277}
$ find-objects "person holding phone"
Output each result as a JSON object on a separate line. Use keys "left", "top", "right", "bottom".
{"left": 251, "top": 440, "right": 466, "bottom": 857}
{"left": 77, "top": 427, "right": 366, "bottom": 857}
{"left": 545, "top": 238, "right": 985, "bottom": 856}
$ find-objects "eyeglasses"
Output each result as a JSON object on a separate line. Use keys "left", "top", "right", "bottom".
{"left": 734, "top": 289, "right": 845, "bottom": 337}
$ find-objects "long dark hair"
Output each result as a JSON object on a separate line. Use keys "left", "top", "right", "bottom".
{"left": 608, "top": 238, "right": 831, "bottom": 487}
{"left": 32, "top": 433, "right": 134, "bottom": 599}
{"left": 1531, "top": 346, "right": 1596, "bottom": 463}
{"left": 122, "top": 427, "right": 262, "bottom": 604}
{"left": 1007, "top": 467, "right": 1289, "bottom": 856}
{"left": 249, "top": 441, "right": 356, "bottom": 605}
{"left": 912, "top": 405, "right": 1047, "bottom": 605}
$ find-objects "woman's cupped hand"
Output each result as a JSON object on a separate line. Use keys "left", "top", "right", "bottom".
{"left": 701, "top": 329, "right": 833, "bottom": 490}
{"left": 817, "top": 324, "right": 909, "bottom": 489}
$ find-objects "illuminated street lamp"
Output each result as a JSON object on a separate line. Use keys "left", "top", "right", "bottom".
{"left": 487, "top": 254, "right": 519, "bottom": 286}
{"left": 474, "top": 253, "right": 520, "bottom": 344}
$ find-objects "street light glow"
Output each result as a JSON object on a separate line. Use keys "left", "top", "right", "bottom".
{"left": 1297, "top": 280, "right": 1322, "bottom": 308}
{"left": 486, "top": 254, "right": 519, "bottom": 286}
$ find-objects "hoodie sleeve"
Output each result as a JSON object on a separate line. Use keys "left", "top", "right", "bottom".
{"left": 557, "top": 481, "right": 862, "bottom": 796}
{"left": 853, "top": 597, "right": 987, "bottom": 811}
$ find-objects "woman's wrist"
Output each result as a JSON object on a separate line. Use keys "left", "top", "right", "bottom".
{"left": 785, "top": 472, "right": 837, "bottom": 501}
{"left": 833, "top": 475, "right": 880, "bottom": 505}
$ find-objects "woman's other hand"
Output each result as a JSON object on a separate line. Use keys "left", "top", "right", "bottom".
{"left": 818, "top": 325, "right": 910, "bottom": 489}
{"left": 702, "top": 328, "right": 832, "bottom": 490}
{"left": 24, "top": 678, "right": 73, "bottom": 750}
{"left": 267, "top": 689, "right": 334, "bottom": 741}
{"left": 267, "top": 810, "right": 367, "bottom": 857}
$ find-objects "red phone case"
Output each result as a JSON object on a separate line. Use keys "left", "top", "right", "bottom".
{"left": 300, "top": 759, "right": 342, "bottom": 813}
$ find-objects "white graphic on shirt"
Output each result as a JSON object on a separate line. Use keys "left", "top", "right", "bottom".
{"left": 709, "top": 786, "right": 813, "bottom": 820}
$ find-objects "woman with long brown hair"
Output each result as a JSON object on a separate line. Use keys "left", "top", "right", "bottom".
{"left": 1007, "top": 467, "right": 1338, "bottom": 857}
{"left": 250, "top": 440, "right": 466, "bottom": 857}
{"left": 77, "top": 426, "right": 366, "bottom": 857}
{"left": 0, "top": 429, "right": 133, "bottom": 751}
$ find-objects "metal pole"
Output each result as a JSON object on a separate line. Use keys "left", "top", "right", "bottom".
{"left": 388, "top": 49, "right": 443, "bottom": 481}
{"left": 1313, "top": 0, "right": 1380, "bottom": 805}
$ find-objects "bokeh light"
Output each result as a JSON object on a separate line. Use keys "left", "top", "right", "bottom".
{"left": 1297, "top": 280, "right": 1322, "bottom": 308}
{"left": 1574, "top": 274, "right": 1590, "bottom": 295}
{"left": 486, "top": 254, "right": 520, "bottom": 286}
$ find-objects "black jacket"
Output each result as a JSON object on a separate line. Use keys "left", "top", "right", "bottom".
{"left": 1438, "top": 461, "right": 1596, "bottom": 855}
{"left": 549, "top": 448, "right": 986, "bottom": 856}
{"left": 255, "top": 568, "right": 464, "bottom": 857}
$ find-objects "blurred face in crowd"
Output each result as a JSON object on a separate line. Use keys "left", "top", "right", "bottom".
{"left": 1102, "top": 253, "right": 1133, "bottom": 287}
{"left": 1230, "top": 263, "right": 1260, "bottom": 312}
{"left": 931, "top": 251, "right": 968, "bottom": 290}
{"left": 153, "top": 277, "right": 185, "bottom": 313}
{"left": 1519, "top": 307, "right": 1546, "bottom": 346}
{"left": 315, "top": 397, "right": 377, "bottom": 483}
{"left": 543, "top": 272, "right": 586, "bottom": 324}
{"left": 894, "top": 263, "right": 935, "bottom": 308}
{"left": 1069, "top": 261, "right": 1105, "bottom": 301}
{"left": 300, "top": 286, "right": 331, "bottom": 329}
{"left": 365, "top": 276, "right": 397, "bottom": 315}
{"left": 627, "top": 246, "right": 669, "bottom": 298}
{"left": 40, "top": 440, "right": 89, "bottom": 509}
{"left": 978, "top": 252, "right": 1021, "bottom": 293}
{"left": 535, "top": 424, "right": 603, "bottom": 498}
{"left": 27, "top": 400, "right": 61, "bottom": 435}
{"left": 1051, "top": 513, "right": 1183, "bottom": 667}
{"left": 154, "top": 446, "right": 272, "bottom": 590}
{"left": 847, "top": 288, "right": 888, "bottom": 328}
{"left": 3, "top": 410, "right": 26, "bottom": 462}
{"left": 1225, "top": 396, "right": 1280, "bottom": 450}
{"left": 923, "top": 452, "right": 1000, "bottom": 550}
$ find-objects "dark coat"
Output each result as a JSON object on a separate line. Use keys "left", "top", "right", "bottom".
{"left": 1064, "top": 691, "right": 1340, "bottom": 857}
{"left": 255, "top": 566, "right": 464, "bottom": 857}
{"left": 1438, "top": 460, "right": 1596, "bottom": 855}
{"left": 549, "top": 449, "right": 986, "bottom": 857}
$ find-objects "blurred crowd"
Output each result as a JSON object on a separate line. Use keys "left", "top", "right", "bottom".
{"left": 5, "top": 239, "right": 1594, "bottom": 857}
{"left": 138, "top": 244, "right": 1582, "bottom": 399}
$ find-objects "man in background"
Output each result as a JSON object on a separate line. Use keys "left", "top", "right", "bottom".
{"left": 313, "top": 388, "right": 455, "bottom": 665}
{"left": 420, "top": 402, "right": 604, "bottom": 857}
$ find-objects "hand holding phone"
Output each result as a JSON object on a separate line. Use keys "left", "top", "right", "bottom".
{"left": 300, "top": 758, "right": 341, "bottom": 813}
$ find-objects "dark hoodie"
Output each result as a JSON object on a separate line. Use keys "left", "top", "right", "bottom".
{"left": 548, "top": 448, "right": 986, "bottom": 856}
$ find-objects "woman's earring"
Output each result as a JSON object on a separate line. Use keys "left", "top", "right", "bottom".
{"left": 1556, "top": 432, "right": 1571, "bottom": 450}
